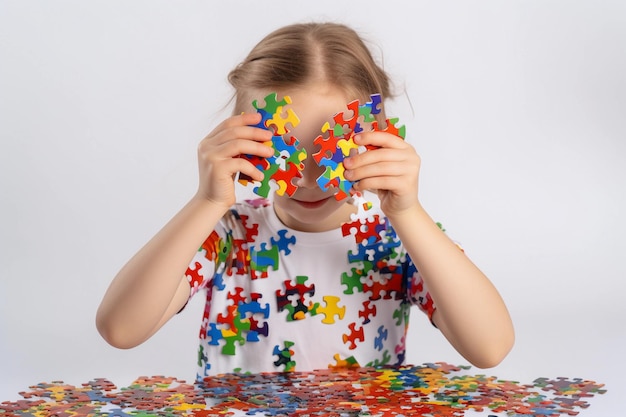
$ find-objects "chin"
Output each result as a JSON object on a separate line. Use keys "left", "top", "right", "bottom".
{"left": 275, "top": 194, "right": 352, "bottom": 232}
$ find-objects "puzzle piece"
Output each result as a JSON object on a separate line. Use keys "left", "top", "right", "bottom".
{"left": 365, "top": 349, "right": 392, "bottom": 367}
{"left": 340, "top": 267, "right": 366, "bottom": 295}
{"left": 358, "top": 300, "right": 377, "bottom": 324}
{"left": 185, "top": 261, "right": 205, "bottom": 294}
{"left": 227, "top": 286, "right": 247, "bottom": 306}
{"left": 237, "top": 292, "right": 270, "bottom": 319}
{"left": 275, "top": 275, "right": 316, "bottom": 321}
{"left": 313, "top": 93, "right": 406, "bottom": 200}
{"left": 267, "top": 107, "right": 300, "bottom": 136}
{"left": 249, "top": 241, "right": 279, "bottom": 274}
{"left": 374, "top": 325, "right": 388, "bottom": 351}
{"left": 248, "top": 229, "right": 296, "bottom": 279}
{"left": 342, "top": 322, "right": 365, "bottom": 350}
{"left": 270, "top": 229, "right": 296, "bottom": 255}
{"left": 272, "top": 341, "right": 296, "bottom": 371}
{"left": 238, "top": 93, "right": 306, "bottom": 198}
{"left": 315, "top": 295, "right": 346, "bottom": 324}
{"left": 328, "top": 354, "right": 361, "bottom": 369}
{"left": 341, "top": 212, "right": 385, "bottom": 244}
{"left": 210, "top": 295, "right": 271, "bottom": 356}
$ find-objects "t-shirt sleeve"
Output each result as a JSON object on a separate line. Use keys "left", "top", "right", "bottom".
{"left": 404, "top": 255, "right": 437, "bottom": 324}
{"left": 405, "top": 239, "right": 465, "bottom": 326}
{"left": 185, "top": 230, "right": 223, "bottom": 299}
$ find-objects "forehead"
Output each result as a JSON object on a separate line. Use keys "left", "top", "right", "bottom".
{"left": 289, "top": 87, "right": 351, "bottom": 121}
{"left": 244, "top": 84, "right": 352, "bottom": 116}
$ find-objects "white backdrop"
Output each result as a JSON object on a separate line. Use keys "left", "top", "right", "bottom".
{"left": 1, "top": 1, "right": 624, "bottom": 415}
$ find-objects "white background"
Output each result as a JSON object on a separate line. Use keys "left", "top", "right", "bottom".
{"left": 1, "top": 1, "right": 624, "bottom": 415}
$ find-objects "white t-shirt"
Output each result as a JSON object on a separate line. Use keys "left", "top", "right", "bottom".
{"left": 186, "top": 197, "right": 435, "bottom": 378}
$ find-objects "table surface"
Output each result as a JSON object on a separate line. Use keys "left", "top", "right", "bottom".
{"left": 0, "top": 362, "right": 607, "bottom": 416}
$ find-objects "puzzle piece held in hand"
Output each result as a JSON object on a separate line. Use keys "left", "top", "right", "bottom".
{"left": 312, "top": 93, "right": 406, "bottom": 200}
{"left": 238, "top": 93, "right": 307, "bottom": 197}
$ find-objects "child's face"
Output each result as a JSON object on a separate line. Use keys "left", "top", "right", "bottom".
{"left": 255, "top": 83, "right": 358, "bottom": 232}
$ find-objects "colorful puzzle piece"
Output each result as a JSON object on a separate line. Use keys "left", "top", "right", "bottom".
{"left": 238, "top": 92, "right": 307, "bottom": 197}
{"left": 275, "top": 275, "right": 317, "bottom": 321}
{"left": 203, "top": 291, "right": 272, "bottom": 357}
{"left": 272, "top": 340, "right": 296, "bottom": 371}
{"left": 249, "top": 228, "right": 296, "bottom": 279}
{"left": 238, "top": 93, "right": 404, "bottom": 200}
{"left": 313, "top": 93, "right": 406, "bottom": 200}
{"left": 342, "top": 322, "right": 365, "bottom": 350}
{"left": 315, "top": 295, "right": 346, "bottom": 324}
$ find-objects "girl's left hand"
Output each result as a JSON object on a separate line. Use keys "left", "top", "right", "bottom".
{"left": 343, "top": 131, "right": 421, "bottom": 217}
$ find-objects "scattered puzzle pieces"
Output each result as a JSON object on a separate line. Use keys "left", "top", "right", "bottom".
{"left": 1, "top": 363, "right": 606, "bottom": 416}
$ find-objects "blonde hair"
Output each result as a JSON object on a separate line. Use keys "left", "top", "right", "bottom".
{"left": 228, "top": 22, "right": 392, "bottom": 114}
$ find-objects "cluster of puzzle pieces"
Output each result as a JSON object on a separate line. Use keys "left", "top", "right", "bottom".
{"left": 313, "top": 94, "right": 406, "bottom": 201}
{"left": 237, "top": 93, "right": 307, "bottom": 198}
{"left": 340, "top": 196, "right": 410, "bottom": 304}
{"left": 2, "top": 362, "right": 606, "bottom": 416}
{"left": 238, "top": 93, "right": 406, "bottom": 201}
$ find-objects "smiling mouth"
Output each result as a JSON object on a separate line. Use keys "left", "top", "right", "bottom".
{"left": 293, "top": 197, "right": 332, "bottom": 209}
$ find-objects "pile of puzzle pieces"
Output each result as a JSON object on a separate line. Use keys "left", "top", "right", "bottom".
{"left": 1, "top": 362, "right": 606, "bottom": 416}
{"left": 238, "top": 93, "right": 406, "bottom": 201}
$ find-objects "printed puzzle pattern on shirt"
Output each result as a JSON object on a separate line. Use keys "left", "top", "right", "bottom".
{"left": 185, "top": 195, "right": 434, "bottom": 377}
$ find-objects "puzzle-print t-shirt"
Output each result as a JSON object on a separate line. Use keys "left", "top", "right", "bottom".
{"left": 185, "top": 197, "right": 436, "bottom": 378}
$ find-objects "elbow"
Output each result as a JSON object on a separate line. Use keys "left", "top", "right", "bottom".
{"left": 470, "top": 351, "right": 509, "bottom": 369}
{"left": 96, "top": 310, "right": 142, "bottom": 350}
{"left": 469, "top": 329, "right": 515, "bottom": 369}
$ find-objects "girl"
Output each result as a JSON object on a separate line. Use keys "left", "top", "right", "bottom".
{"left": 96, "top": 22, "right": 514, "bottom": 378}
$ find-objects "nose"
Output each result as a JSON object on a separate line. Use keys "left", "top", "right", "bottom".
{"left": 294, "top": 150, "right": 326, "bottom": 189}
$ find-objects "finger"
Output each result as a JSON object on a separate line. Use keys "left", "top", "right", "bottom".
{"left": 352, "top": 174, "right": 407, "bottom": 193}
{"left": 345, "top": 159, "right": 410, "bottom": 182}
{"left": 212, "top": 124, "right": 274, "bottom": 146}
{"left": 227, "top": 158, "right": 267, "bottom": 182}
{"left": 217, "top": 112, "right": 264, "bottom": 130}
{"left": 206, "top": 113, "right": 273, "bottom": 144}
{"left": 344, "top": 147, "right": 413, "bottom": 171}
{"left": 198, "top": 137, "right": 274, "bottom": 168}
{"left": 354, "top": 131, "right": 407, "bottom": 149}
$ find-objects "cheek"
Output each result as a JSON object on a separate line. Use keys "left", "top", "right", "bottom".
{"left": 273, "top": 194, "right": 290, "bottom": 209}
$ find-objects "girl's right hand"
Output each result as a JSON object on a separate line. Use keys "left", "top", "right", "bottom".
{"left": 195, "top": 113, "right": 274, "bottom": 209}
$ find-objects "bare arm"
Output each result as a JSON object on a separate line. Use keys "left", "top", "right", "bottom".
{"left": 344, "top": 132, "right": 514, "bottom": 368}
{"left": 96, "top": 113, "right": 274, "bottom": 348}
{"left": 95, "top": 197, "right": 227, "bottom": 348}
{"left": 387, "top": 205, "right": 514, "bottom": 368}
